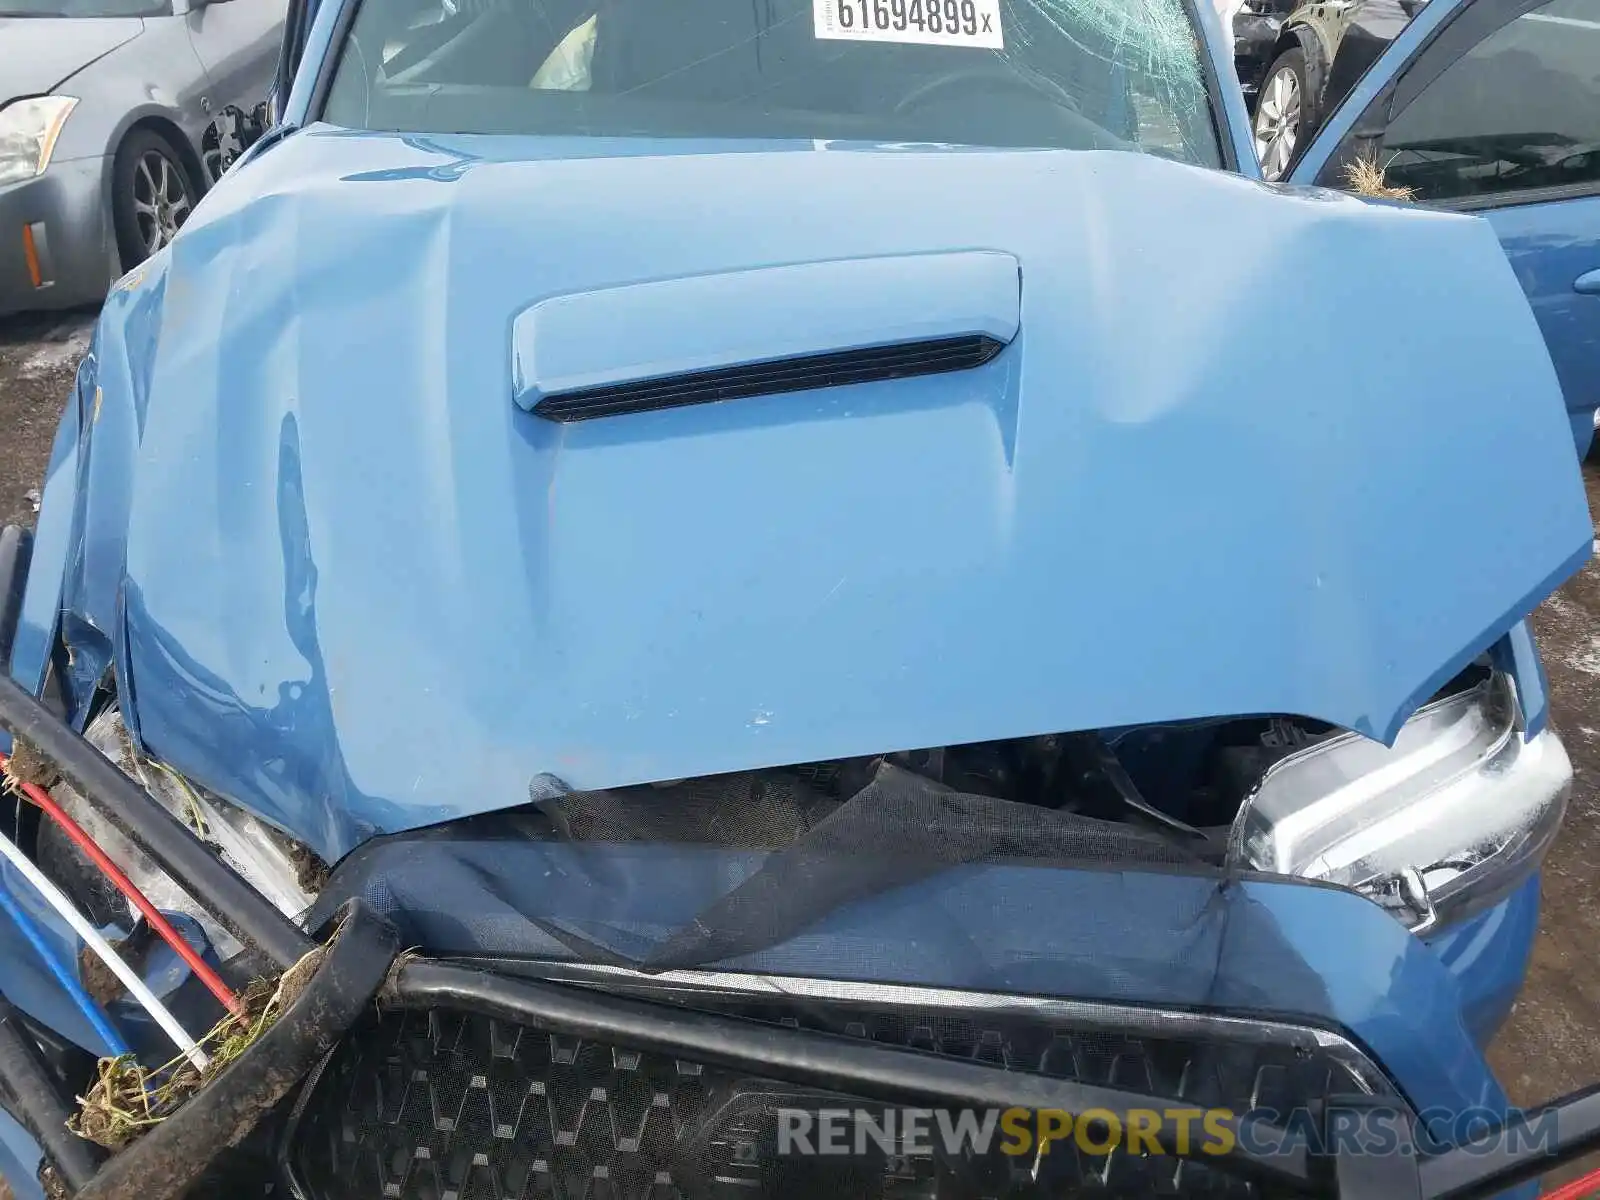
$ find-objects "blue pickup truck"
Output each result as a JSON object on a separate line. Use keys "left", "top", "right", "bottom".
{"left": 0, "top": 0, "right": 1598, "bottom": 1195}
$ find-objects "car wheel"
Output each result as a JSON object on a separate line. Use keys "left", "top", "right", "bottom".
{"left": 1254, "top": 48, "right": 1311, "bottom": 182}
{"left": 111, "top": 130, "right": 198, "bottom": 269}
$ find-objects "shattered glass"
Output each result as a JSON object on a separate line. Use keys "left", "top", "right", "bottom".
{"left": 1012, "top": 0, "right": 1212, "bottom": 155}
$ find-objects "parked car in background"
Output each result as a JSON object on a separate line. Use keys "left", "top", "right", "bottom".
{"left": 1288, "top": 0, "right": 1600, "bottom": 453}
{"left": 0, "top": 0, "right": 286, "bottom": 318}
{"left": 1228, "top": 0, "right": 1301, "bottom": 106}
{"left": 1251, "top": 0, "right": 1428, "bottom": 178}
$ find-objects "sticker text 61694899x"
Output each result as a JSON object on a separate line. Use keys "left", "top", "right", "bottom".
{"left": 814, "top": 0, "right": 1004, "bottom": 49}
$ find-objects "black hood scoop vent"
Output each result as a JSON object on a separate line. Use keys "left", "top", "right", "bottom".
{"left": 531, "top": 333, "right": 1006, "bottom": 421}
{"left": 511, "top": 250, "right": 1022, "bottom": 421}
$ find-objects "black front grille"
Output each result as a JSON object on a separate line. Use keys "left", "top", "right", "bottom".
{"left": 289, "top": 991, "right": 1379, "bottom": 1199}
{"left": 530, "top": 335, "right": 1006, "bottom": 422}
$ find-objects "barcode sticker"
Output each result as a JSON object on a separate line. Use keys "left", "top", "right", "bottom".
{"left": 814, "top": 0, "right": 1004, "bottom": 48}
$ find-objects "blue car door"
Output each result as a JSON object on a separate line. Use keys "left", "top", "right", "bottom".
{"left": 1290, "top": 0, "right": 1600, "bottom": 454}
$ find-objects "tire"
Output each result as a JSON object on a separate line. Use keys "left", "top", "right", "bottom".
{"left": 111, "top": 129, "right": 199, "bottom": 270}
{"left": 1253, "top": 47, "right": 1313, "bottom": 182}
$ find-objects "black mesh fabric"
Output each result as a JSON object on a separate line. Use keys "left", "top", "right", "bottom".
{"left": 535, "top": 769, "right": 841, "bottom": 850}
{"left": 305, "top": 754, "right": 1363, "bottom": 1037}
{"left": 537, "top": 762, "right": 1200, "bottom": 863}
{"left": 535, "top": 763, "right": 1203, "bottom": 970}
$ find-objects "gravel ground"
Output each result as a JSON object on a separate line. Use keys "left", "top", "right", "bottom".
{"left": 0, "top": 311, "right": 94, "bottom": 529}
{"left": 1493, "top": 465, "right": 1600, "bottom": 1187}
{"left": 1, "top": 307, "right": 1599, "bottom": 1182}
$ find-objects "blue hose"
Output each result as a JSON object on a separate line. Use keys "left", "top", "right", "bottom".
{"left": 0, "top": 876, "right": 130, "bottom": 1057}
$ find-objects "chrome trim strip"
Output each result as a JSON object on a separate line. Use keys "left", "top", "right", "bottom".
{"left": 474, "top": 958, "right": 1393, "bottom": 1098}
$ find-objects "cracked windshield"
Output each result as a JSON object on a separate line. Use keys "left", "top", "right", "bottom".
{"left": 323, "top": 0, "right": 1221, "bottom": 164}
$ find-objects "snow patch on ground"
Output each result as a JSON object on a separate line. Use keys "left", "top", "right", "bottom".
{"left": 1542, "top": 587, "right": 1600, "bottom": 675}
{"left": 1567, "top": 636, "right": 1600, "bottom": 676}
{"left": 5, "top": 323, "right": 92, "bottom": 379}
{"left": 0, "top": 313, "right": 94, "bottom": 380}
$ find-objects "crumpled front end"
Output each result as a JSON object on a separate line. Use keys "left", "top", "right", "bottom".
{"left": 0, "top": 651, "right": 1582, "bottom": 1199}
{"left": 0, "top": 652, "right": 1580, "bottom": 1197}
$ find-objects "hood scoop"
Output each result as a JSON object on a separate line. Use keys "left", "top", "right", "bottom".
{"left": 512, "top": 251, "right": 1020, "bottom": 420}
{"left": 530, "top": 333, "right": 1007, "bottom": 423}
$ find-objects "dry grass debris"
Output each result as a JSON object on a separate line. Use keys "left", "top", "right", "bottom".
{"left": 71, "top": 942, "right": 327, "bottom": 1150}
{"left": 1343, "top": 154, "right": 1417, "bottom": 201}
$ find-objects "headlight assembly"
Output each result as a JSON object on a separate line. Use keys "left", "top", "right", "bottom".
{"left": 0, "top": 96, "right": 79, "bottom": 188}
{"left": 1228, "top": 671, "right": 1570, "bottom": 933}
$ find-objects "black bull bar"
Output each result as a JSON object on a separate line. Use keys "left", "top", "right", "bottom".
{"left": 1, "top": 531, "right": 1598, "bottom": 1200}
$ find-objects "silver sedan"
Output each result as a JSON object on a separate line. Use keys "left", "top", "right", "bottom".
{"left": 0, "top": 0, "right": 285, "bottom": 317}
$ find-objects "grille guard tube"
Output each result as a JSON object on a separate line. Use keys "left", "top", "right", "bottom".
{"left": 383, "top": 960, "right": 1600, "bottom": 1200}
{"left": 0, "top": 669, "right": 313, "bottom": 971}
{"left": 0, "top": 526, "right": 30, "bottom": 675}
{"left": 0, "top": 993, "right": 105, "bottom": 1192}
{"left": 384, "top": 958, "right": 1320, "bottom": 1194}
{"left": 75, "top": 900, "right": 398, "bottom": 1200}
{"left": 1418, "top": 1084, "right": 1600, "bottom": 1200}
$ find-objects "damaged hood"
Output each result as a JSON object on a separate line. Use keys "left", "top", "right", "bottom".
{"left": 101, "top": 129, "right": 1589, "bottom": 860}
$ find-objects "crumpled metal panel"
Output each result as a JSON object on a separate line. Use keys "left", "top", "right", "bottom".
{"left": 39, "top": 130, "right": 1591, "bottom": 861}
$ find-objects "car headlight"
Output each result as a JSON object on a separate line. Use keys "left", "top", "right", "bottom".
{"left": 0, "top": 96, "right": 79, "bottom": 188}
{"left": 1228, "top": 671, "right": 1570, "bottom": 934}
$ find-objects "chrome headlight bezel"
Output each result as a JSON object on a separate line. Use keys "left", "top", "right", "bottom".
{"left": 1228, "top": 671, "right": 1570, "bottom": 933}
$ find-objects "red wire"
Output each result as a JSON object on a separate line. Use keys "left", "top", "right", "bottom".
{"left": 0, "top": 751, "right": 243, "bottom": 1016}
{"left": 1545, "top": 1167, "right": 1600, "bottom": 1200}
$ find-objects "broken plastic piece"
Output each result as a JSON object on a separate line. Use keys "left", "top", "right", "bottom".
{"left": 0, "top": 869, "right": 129, "bottom": 1057}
